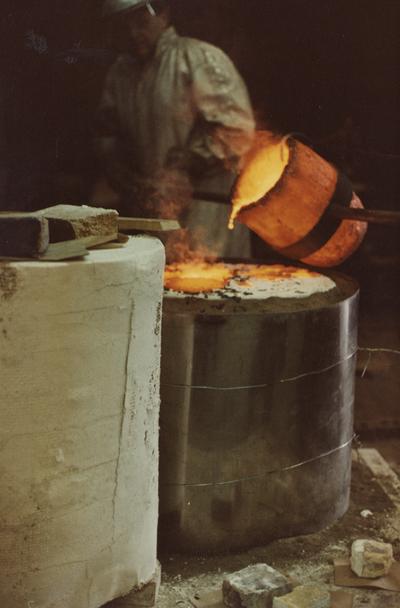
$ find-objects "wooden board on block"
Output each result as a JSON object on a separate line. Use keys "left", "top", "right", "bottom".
{"left": 36, "top": 233, "right": 119, "bottom": 260}
{"left": 38, "top": 206, "right": 180, "bottom": 235}
{"left": 89, "top": 233, "right": 130, "bottom": 250}
{"left": 26, "top": 239, "right": 89, "bottom": 261}
{"left": 0, "top": 205, "right": 178, "bottom": 260}
{"left": 118, "top": 217, "right": 181, "bottom": 233}
{"left": 0, "top": 205, "right": 118, "bottom": 259}
{"left": 353, "top": 448, "right": 400, "bottom": 511}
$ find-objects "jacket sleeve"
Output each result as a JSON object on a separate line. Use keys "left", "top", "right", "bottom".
{"left": 183, "top": 42, "right": 255, "bottom": 173}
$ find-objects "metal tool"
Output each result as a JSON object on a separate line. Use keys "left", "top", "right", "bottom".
{"left": 193, "top": 190, "right": 400, "bottom": 225}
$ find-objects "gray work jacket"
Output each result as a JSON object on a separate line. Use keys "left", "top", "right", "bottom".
{"left": 96, "top": 27, "right": 255, "bottom": 258}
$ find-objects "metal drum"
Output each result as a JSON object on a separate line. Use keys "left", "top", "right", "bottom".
{"left": 159, "top": 266, "right": 358, "bottom": 553}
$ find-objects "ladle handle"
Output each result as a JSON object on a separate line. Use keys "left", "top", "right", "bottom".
{"left": 193, "top": 191, "right": 400, "bottom": 226}
{"left": 329, "top": 205, "right": 400, "bottom": 225}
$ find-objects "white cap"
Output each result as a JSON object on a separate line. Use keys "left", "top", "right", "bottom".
{"left": 102, "top": 0, "right": 155, "bottom": 17}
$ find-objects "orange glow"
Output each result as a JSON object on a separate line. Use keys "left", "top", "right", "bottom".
{"left": 229, "top": 133, "right": 290, "bottom": 228}
{"left": 164, "top": 262, "right": 322, "bottom": 294}
{"left": 164, "top": 262, "right": 232, "bottom": 293}
{"left": 229, "top": 133, "right": 367, "bottom": 267}
{"left": 236, "top": 263, "right": 320, "bottom": 282}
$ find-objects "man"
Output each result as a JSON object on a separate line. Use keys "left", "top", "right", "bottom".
{"left": 95, "top": 0, "right": 255, "bottom": 258}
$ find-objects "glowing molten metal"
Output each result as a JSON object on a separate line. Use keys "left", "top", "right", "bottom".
{"left": 229, "top": 132, "right": 367, "bottom": 267}
{"left": 229, "top": 133, "right": 290, "bottom": 228}
{"left": 164, "top": 262, "right": 335, "bottom": 297}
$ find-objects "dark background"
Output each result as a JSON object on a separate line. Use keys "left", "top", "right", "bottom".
{"left": 1, "top": 0, "right": 399, "bottom": 213}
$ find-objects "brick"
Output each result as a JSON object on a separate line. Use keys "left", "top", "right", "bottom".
{"left": 222, "top": 563, "right": 292, "bottom": 608}
{"left": 272, "top": 585, "right": 330, "bottom": 608}
{"left": 350, "top": 539, "right": 393, "bottom": 578}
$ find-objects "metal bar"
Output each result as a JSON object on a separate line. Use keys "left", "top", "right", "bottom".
{"left": 193, "top": 190, "right": 400, "bottom": 225}
{"left": 329, "top": 205, "right": 400, "bottom": 225}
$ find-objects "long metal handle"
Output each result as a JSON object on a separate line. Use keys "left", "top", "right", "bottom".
{"left": 193, "top": 191, "right": 400, "bottom": 226}
{"left": 328, "top": 205, "right": 400, "bottom": 225}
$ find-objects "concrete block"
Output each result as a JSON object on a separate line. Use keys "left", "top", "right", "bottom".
{"left": 272, "top": 585, "right": 330, "bottom": 608}
{"left": 109, "top": 562, "right": 161, "bottom": 607}
{"left": 222, "top": 563, "right": 292, "bottom": 608}
{"left": 351, "top": 539, "right": 393, "bottom": 578}
{"left": 0, "top": 239, "right": 165, "bottom": 608}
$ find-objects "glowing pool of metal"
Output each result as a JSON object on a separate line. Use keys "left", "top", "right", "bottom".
{"left": 164, "top": 262, "right": 336, "bottom": 299}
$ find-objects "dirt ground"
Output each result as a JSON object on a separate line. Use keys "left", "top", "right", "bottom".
{"left": 154, "top": 457, "right": 400, "bottom": 608}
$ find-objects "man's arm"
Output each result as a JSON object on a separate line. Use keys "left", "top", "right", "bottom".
{"left": 182, "top": 42, "right": 255, "bottom": 176}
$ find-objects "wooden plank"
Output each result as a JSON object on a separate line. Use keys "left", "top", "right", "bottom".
{"left": 37, "top": 233, "right": 120, "bottom": 260}
{"left": 334, "top": 558, "right": 400, "bottom": 592}
{"left": 0, "top": 234, "right": 119, "bottom": 262}
{"left": 38, "top": 206, "right": 179, "bottom": 234}
{"left": 118, "top": 217, "right": 181, "bottom": 233}
{"left": 331, "top": 590, "right": 354, "bottom": 608}
{"left": 89, "top": 233, "right": 130, "bottom": 250}
{"left": 35, "top": 239, "right": 89, "bottom": 260}
{"left": 355, "top": 448, "right": 400, "bottom": 511}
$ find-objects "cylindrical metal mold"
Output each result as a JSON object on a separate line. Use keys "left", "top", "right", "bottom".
{"left": 159, "top": 272, "right": 358, "bottom": 553}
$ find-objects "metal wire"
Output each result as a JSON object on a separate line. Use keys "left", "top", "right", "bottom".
{"left": 164, "top": 436, "right": 355, "bottom": 488}
{"left": 162, "top": 352, "right": 357, "bottom": 391}
{"left": 358, "top": 346, "right": 400, "bottom": 378}
{"left": 359, "top": 347, "right": 400, "bottom": 356}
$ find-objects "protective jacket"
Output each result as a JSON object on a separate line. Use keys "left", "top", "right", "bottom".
{"left": 95, "top": 26, "right": 255, "bottom": 257}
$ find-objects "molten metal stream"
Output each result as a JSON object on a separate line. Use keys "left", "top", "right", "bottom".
{"left": 229, "top": 134, "right": 290, "bottom": 228}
